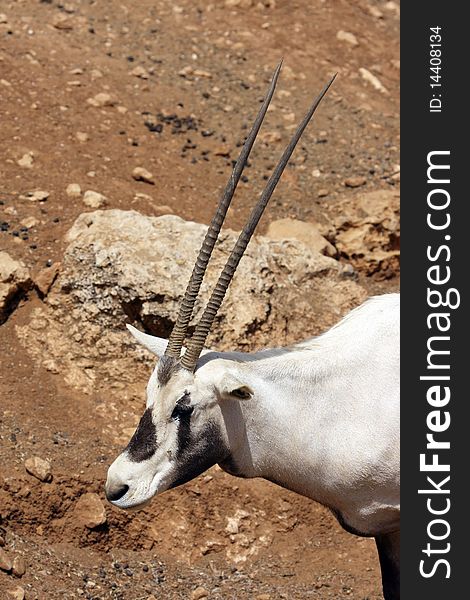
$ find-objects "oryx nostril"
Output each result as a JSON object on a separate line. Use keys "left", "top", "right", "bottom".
{"left": 106, "top": 484, "right": 129, "bottom": 502}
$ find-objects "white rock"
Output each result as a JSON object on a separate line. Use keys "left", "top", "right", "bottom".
{"left": 83, "top": 190, "right": 107, "bottom": 208}
{"left": 359, "top": 68, "right": 388, "bottom": 94}
{"left": 17, "top": 152, "right": 34, "bottom": 168}
{"left": 15, "top": 211, "right": 366, "bottom": 396}
{"left": 66, "top": 183, "right": 82, "bottom": 198}
{"left": 86, "top": 93, "right": 116, "bottom": 107}
{"left": 336, "top": 30, "right": 358, "bottom": 47}
{"left": 132, "top": 167, "right": 155, "bottom": 184}
{"left": 130, "top": 65, "right": 149, "bottom": 79}
{"left": 24, "top": 456, "right": 52, "bottom": 482}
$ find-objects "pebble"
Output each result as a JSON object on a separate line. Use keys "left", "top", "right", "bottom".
{"left": 30, "top": 190, "right": 49, "bottom": 202}
{"left": 24, "top": 456, "right": 52, "bottom": 482}
{"left": 359, "top": 68, "right": 388, "bottom": 94}
{"left": 34, "top": 263, "right": 60, "bottom": 296}
{"left": 17, "top": 152, "right": 34, "bottom": 168}
{"left": 74, "top": 492, "right": 107, "bottom": 529}
{"left": 20, "top": 216, "right": 40, "bottom": 228}
{"left": 76, "top": 131, "right": 89, "bottom": 142}
{"left": 7, "top": 587, "right": 25, "bottom": 600}
{"left": 344, "top": 176, "right": 366, "bottom": 188}
{"left": 87, "top": 92, "right": 116, "bottom": 108}
{"left": 12, "top": 556, "right": 26, "bottom": 577}
{"left": 317, "top": 189, "right": 329, "bottom": 198}
{"left": 66, "top": 183, "right": 82, "bottom": 198}
{"left": 336, "top": 30, "right": 358, "bottom": 47}
{"left": 130, "top": 65, "right": 149, "bottom": 79}
{"left": 90, "top": 69, "right": 103, "bottom": 79}
{"left": 150, "top": 204, "right": 173, "bottom": 216}
{"left": 83, "top": 190, "right": 107, "bottom": 208}
{"left": 0, "top": 13, "right": 8, "bottom": 24}
{"left": 132, "top": 167, "right": 155, "bottom": 184}
{"left": 0, "top": 547, "right": 12, "bottom": 572}
{"left": 191, "top": 587, "right": 209, "bottom": 600}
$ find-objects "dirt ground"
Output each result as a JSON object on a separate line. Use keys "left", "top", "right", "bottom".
{"left": 1, "top": 1, "right": 399, "bottom": 599}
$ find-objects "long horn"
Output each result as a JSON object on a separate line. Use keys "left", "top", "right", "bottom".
{"left": 164, "top": 60, "right": 283, "bottom": 358}
{"left": 181, "top": 74, "right": 337, "bottom": 371}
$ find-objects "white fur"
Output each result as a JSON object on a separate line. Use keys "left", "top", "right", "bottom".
{"left": 107, "top": 293, "right": 399, "bottom": 538}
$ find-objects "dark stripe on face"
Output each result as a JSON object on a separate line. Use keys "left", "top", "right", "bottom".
{"left": 169, "top": 421, "right": 228, "bottom": 490}
{"left": 157, "top": 356, "right": 180, "bottom": 386}
{"left": 126, "top": 408, "right": 157, "bottom": 462}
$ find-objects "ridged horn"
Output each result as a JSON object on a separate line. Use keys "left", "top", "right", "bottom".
{"left": 181, "top": 74, "right": 337, "bottom": 371}
{"left": 164, "top": 60, "right": 283, "bottom": 358}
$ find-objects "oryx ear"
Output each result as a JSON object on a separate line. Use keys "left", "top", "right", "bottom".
{"left": 126, "top": 324, "right": 168, "bottom": 358}
{"left": 217, "top": 372, "right": 253, "bottom": 401}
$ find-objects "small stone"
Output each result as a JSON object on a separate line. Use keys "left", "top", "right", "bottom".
{"left": 130, "top": 65, "right": 149, "bottom": 79}
{"left": 191, "top": 587, "right": 209, "bottom": 600}
{"left": 7, "top": 587, "right": 25, "bottom": 600}
{"left": 266, "top": 218, "right": 336, "bottom": 257}
{"left": 52, "top": 14, "right": 74, "bottom": 30}
{"left": 87, "top": 93, "right": 116, "bottom": 108}
{"left": 133, "top": 192, "right": 153, "bottom": 202}
{"left": 0, "top": 547, "right": 12, "bottom": 572}
{"left": 213, "top": 145, "right": 231, "bottom": 157}
{"left": 76, "top": 131, "right": 89, "bottom": 142}
{"left": 259, "top": 130, "right": 282, "bottom": 144}
{"left": 336, "top": 30, "right": 358, "bottom": 47}
{"left": 66, "top": 183, "right": 82, "bottom": 198}
{"left": 1, "top": 252, "right": 31, "bottom": 323}
{"left": 20, "top": 216, "right": 40, "bottom": 228}
{"left": 368, "top": 6, "right": 383, "bottom": 18}
{"left": 256, "top": 595, "right": 271, "bottom": 600}
{"left": 132, "top": 167, "right": 155, "bottom": 185}
{"left": 344, "top": 176, "right": 366, "bottom": 188}
{"left": 0, "top": 13, "right": 8, "bottom": 24}
{"left": 83, "top": 190, "right": 107, "bottom": 208}
{"left": 317, "top": 189, "right": 329, "bottom": 198}
{"left": 17, "top": 152, "right": 34, "bottom": 168}
{"left": 24, "top": 456, "right": 52, "bottom": 482}
{"left": 90, "top": 69, "right": 103, "bottom": 80}
{"left": 30, "top": 190, "right": 49, "bottom": 202}
{"left": 74, "top": 492, "right": 107, "bottom": 529}
{"left": 12, "top": 556, "right": 26, "bottom": 577}
{"left": 359, "top": 68, "right": 388, "bottom": 94}
{"left": 4, "top": 206, "right": 17, "bottom": 216}
{"left": 150, "top": 204, "right": 173, "bottom": 216}
{"left": 34, "top": 263, "right": 60, "bottom": 296}
{"left": 193, "top": 69, "right": 212, "bottom": 78}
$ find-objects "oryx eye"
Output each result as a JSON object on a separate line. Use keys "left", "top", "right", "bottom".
{"left": 171, "top": 397, "right": 194, "bottom": 420}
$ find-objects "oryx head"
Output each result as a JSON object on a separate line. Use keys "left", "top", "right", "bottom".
{"left": 105, "top": 62, "right": 335, "bottom": 509}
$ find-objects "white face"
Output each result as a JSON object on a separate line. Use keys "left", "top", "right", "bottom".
{"left": 105, "top": 328, "right": 252, "bottom": 510}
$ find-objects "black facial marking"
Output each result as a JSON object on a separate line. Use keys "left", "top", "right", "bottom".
{"left": 126, "top": 408, "right": 157, "bottom": 462}
{"left": 157, "top": 355, "right": 181, "bottom": 386}
{"left": 169, "top": 421, "right": 228, "bottom": 490}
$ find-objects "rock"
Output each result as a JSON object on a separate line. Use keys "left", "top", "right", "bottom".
{"left": 317, "top": 189, "right": 329, "bottom": 198}
{"left": 359, "top": 68, "right": 388, "bottom": 94}
{"left": 20, "top": 216, "right": 40, "bottom": 228}
{"left": 0, "top": 13, "right": 8, "bottom": 24}
{"left": 368, "top": 6, "right": 383, "bottom": 18}
{"left": 0, "top": 252, "right": 31, "bottom": 324}
{"left": 333, "top": 189, "right": 400, "bottom": 277}
{"left": 15, "top": 211, "right": 366, "bottom": 396}
{"left": 12, "top": 556, "right": 26, "bottom": 577}
{"left": 52, "top": 14, "right": 74, "bottom": 29}
{"left": 17, "top": 152, "right": 34, "bottom": 168}
{"left": 256, "top": 595, "right": 271, "bottom": 600}
{"left": 66, "top": 183, "right": 82, "bottom": 198}
{"left": 83, "top": 190, "right": 107, "bottom": 208}
{"left": 344, "top": 176, "right": 366, "bottom": 188}
{"left": 7, "top": 587, "right": 25, "bottom": 600}
{"left": 191, "top": 586, "right": 209, "bottom": 599}
{"left": 150, "top": 204, "right": 174, "bottom": 216}
{"left": 132, "top": 167, "right": 155, "bottom": 185}
{"left": 266, "top": 218, "right": 336, "bottom": 257}
{"left": 74, "top": 493, "right": 107, "bottom": 529}
{"left": 336, "top": 30, "right": 358, "bottom": 47}
{"left": 258, "top": 130, "right": 282, "bottom": 144}
{"left": 34, "top": 263, "right": 61, "bottom": 296}
{"left": 30, "top": 190, "right": 49, "bottom": 202}
{"left": 130, "top": 65, "right": 149, "bottom": 79}
{"left": 86, "top": 93, "right": 116, "bottom": 108}
{"left": 24, "top": 456, "right": 52, "bottom": 482}
{"left": 0, "top": 547, "right": 12, "bottom": 572}
{"left": 76, "top": 131, "right": 89, "bottom": 142}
